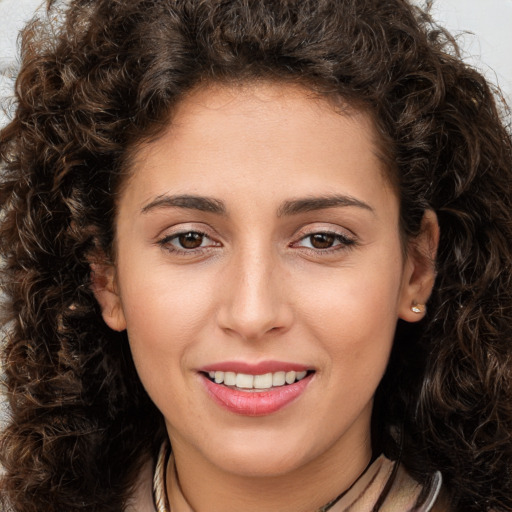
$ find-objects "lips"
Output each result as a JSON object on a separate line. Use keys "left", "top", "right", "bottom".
{"left": 199, "top": 361, "right": 314, "bottom": 416}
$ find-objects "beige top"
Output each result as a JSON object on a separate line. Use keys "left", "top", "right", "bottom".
{"left": 127, "top": 444, "right": 447, "bottom": 512}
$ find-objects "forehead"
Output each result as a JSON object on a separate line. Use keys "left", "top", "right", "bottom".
{"left": 122, "top": 82, "right": 393, "bottom": 212}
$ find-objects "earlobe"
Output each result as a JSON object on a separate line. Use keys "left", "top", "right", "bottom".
{"left": 398, "top": 210, "right": 439, "bottom": 323}
{"left": 90, "top": 263, "right": 127, "bottom": 332}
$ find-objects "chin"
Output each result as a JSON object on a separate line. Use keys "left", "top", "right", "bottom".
{"left": 201, "top": 435, "right": 316, "bottom": 478}
{"left": 221, "top": 454, "right": 307, "bottom": 478}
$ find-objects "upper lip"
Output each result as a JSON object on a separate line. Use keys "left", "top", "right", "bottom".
{"left": 198, "top": 360, "right": 312, "bottom": 374}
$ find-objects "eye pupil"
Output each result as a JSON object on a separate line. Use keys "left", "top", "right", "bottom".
{"left": 310, "top": 233, "right": 335, "bottom": 249}
{"left": 179, "top": 232, "right": 203, "bottom": 249}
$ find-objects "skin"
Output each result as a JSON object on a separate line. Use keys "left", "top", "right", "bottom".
{"left": 93, "top": 82, "right": 438, "bottom": 512}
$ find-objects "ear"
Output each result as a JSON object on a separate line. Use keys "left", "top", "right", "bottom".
{"left": 90, "top": 262, "right": 127, "bottom": 331}
{"left": 398, "top": 210, "right": 439, "bottom": 322}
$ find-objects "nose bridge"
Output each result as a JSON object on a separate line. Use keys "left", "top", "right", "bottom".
{"left": 219, "top": 241, "right": 289, "bottom": 340}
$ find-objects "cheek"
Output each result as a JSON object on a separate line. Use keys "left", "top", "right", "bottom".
{"left": 291, "top": 257, "right": 402, "bottom": 374}
{"left": 117, "top": 265, "right": 217, "bottom": 382}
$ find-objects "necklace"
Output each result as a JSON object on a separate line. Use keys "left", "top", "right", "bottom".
{"left": 152, "top": 442, "right": 373, "bottom": 512}
{"left": 153, "top": 442, "right": 171, "bottom": 512}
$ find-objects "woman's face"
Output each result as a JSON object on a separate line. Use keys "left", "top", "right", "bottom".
{"left": 95, "top": 83, "right": 434, "bottom": 480}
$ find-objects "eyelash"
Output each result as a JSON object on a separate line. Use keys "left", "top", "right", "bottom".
{"left": 157, "top": 229, "right": 356, "bottom": 255}
{"left": 292, "top": 231, "right": 357, "bottom": 253}
{"left": 158, "top": 230, "right": 219, "bottom": 255}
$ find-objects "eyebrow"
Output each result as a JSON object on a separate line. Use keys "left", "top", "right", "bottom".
{"left": 141, "top": 194, "right": 227, "bottom": 215}
{"left": 140, "top": 193, "right": 374, "bottom": 217}
{"left": 276, "top": 195, "right": 374, "bottom": 217}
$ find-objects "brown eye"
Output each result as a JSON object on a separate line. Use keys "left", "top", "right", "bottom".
{"left": 294, "top": 231, "right": 356, "bottom": 252}
{"left": 158, "top": 230, "right": 220, "bottom": 253}
{"left": 309, "top": 233, "right": 336, "bottom": 249}
{"left": 178, "top": 232, "right": 205, "bottom": 249}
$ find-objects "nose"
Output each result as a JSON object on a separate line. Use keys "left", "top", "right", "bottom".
{"left": 217, "top": 247, "right": 293, "bottom": 342}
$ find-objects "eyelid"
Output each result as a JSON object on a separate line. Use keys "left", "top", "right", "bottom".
{"left": 155, "top": 222, "right": 219, "bottom": 241}
{"left": 293, "top": 223, "right": 356, "bottom": 241}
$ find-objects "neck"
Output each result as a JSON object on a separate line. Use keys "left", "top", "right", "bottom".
{"left": 167, "top": 432, "right": 372, "bottom": 512}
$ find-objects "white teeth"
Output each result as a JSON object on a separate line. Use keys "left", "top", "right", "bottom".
{"left": 235, "top": 373, "right": 254, "bottom": 389}
{"left": 285, "top": 371, "right": 296, "bottom": 384}
{"left": 224, "top": 371, "right": 236, "bottom": 386}
{"left": 272, "top": 371, "right": 286, "bottom": 386}
{"left": 207, "top": 370, "right": 310, "bottom": 389}
{"left": 253, "top": 373, "right": 273, "bottom": 389}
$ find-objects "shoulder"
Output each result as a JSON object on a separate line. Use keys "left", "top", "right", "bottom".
{"left": 125, "top": 457, "right": 156, "bottom": 512}
{"left": 429, "top": 489, "right": 453, "bottom": 512}
{"left": 384, "top": 460, "right": 451, "bottom": 512}
{"left": 336, "top": 455, "right": 449, "bottom": 512}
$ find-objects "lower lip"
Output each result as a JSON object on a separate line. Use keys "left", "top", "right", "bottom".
{"left": 202, "top": 373, "right": 313, "bottom": 416}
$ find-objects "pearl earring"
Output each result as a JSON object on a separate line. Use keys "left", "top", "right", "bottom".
{"left": 411, "top": 303, "right": 425, "bottom": 314}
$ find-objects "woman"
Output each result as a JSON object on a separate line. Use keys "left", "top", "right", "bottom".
{"left": 0, "top": 0, "right": 511, "bottom": 511}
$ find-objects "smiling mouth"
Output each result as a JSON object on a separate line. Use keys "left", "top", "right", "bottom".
{"left": 203, "top": 370, "right": 314, "bottom": 391}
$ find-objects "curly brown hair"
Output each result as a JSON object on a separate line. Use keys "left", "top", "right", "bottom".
{"left": 1, "top": 0, "right": 511, "bottom": 511}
